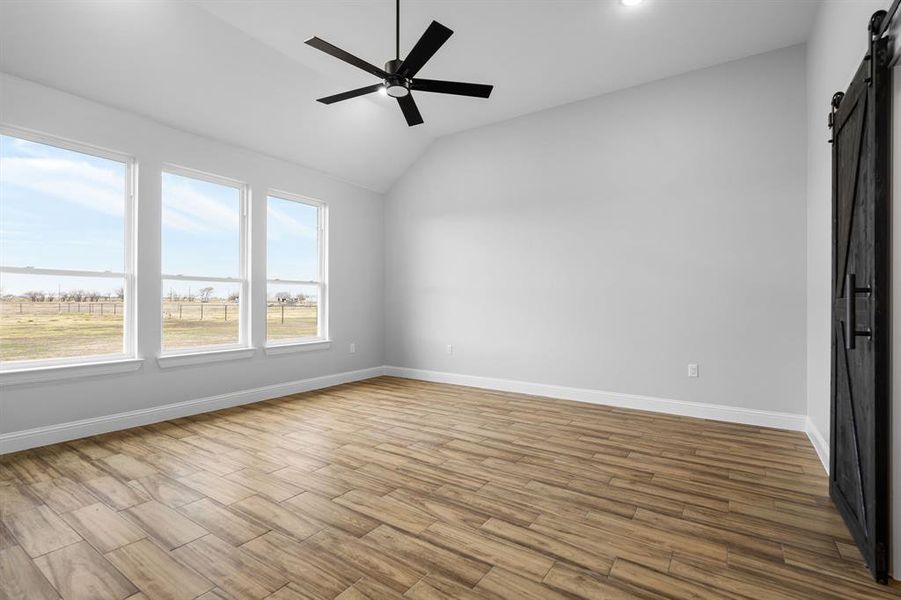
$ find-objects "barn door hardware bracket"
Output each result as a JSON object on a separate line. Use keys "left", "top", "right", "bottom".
{"left": 866, "top": 10, "right": 888, "bottom": 85}
{"left": 845, "top": 273, "right": 872, "bottom": 350}
{"left": 828, "top": 91, "right": 844, "bottom": 143}
{"left": 876, "top": 0, "right": 899, "bottom": 38}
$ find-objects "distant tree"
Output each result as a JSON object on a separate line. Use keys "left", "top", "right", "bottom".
{"left": 227, "top": 291, "right": 240, "bottom": 303}
{"left": 23, "top": 290, "right": 46, "bottom": 302}
{"left": 295, "top": 293, "right": 307, "bottom": 304}
{"left": 275, "top": 291, "right": 292, "bottom": 303}
{"left": 198, "top": 287, "right": 214, "bottom": 303}
{"left": 115, "top": 287, "right": 125, "bottom": 300}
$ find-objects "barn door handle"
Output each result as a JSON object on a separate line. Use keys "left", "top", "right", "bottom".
{"left": 845, "top": 273, "right": 872, "bottom": 349}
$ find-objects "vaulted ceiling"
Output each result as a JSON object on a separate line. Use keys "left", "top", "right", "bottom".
{"left": 0, "top": 1, "right": 818, "bottom": 192}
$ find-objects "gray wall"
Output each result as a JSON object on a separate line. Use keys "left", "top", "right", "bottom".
{"left": 384, "top": 46, "right": 807, "bottom": 415}
{"left": 0, "top": 74, "right": 384, "bottom": 434}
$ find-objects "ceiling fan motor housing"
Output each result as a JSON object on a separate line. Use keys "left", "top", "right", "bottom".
{"left": 305, "top": 10, "right": 492, "bottom": 126}
{"left": 384, "top": 59, "right": 410, "bottom": 97}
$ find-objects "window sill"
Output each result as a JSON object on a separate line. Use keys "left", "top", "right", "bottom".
{"left": 264, "top": 340, "right": 332, "bottom": 355}
{"left": 157, "top": 347, "right": 255, "bottom": 369}
{"left": 0, "top": 358, "right": 144, "bottom": 387}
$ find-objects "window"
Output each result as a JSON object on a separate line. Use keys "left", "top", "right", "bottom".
{"left": 0, "top": 129, "right": 135, "bottom": 367}
{"left": 267, "top": 192, "right": 326, "bottom": 344}
{"left": 161, "top": 168, "right": 247, "bottom": 353}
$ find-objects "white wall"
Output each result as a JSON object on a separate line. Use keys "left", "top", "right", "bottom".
{"left": 384, "top": 46, "right": 807, "bottom": 416}
{"left": 804, "top": 0, "right": 899, "bottom": 576}
{"left": 0, "top": 74, "right": 384, "bottom": 436}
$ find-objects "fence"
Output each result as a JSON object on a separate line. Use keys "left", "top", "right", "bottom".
{"left": 267, "top": 302, "right": 317, "bottom": 324}
{"left": 1, "top": 301, "right": 125, "bottom": 316}
{"left": 162, "top": 302, "right": 238, "bottom": 322}
{"left": 163, "top": 302, "right": 316, "bottom": 322}
{"left": 2, "top": 301, "right": 316, "bottom": 323}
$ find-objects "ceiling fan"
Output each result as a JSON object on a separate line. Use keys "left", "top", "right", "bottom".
{"left": 305, "top": 0, "right": 494, "bottom": 126}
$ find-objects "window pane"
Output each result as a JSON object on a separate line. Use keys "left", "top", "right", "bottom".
{"left": 0, "top": 272, "right": 124, "bottom": 362}
{"left": 267, "top": 196, "right": 319, "bottom": 281}
{"left": 162, "top": 279, "right": 240, "bottom": 351}
{"left": 267, "top": 283, "right": 319, "bottom": 341}
{"left": 0, "top": 135, "right": 126, "bottom": 272}
{"left": 162, "top": 172, "right": 240, "bottom": 278}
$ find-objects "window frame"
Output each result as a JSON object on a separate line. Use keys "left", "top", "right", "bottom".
{"left": 159, "top": 164, "right": 250, "bottom": 357}
{"left": 0, "top": 125, "right": 138, "bottom": 372}
{"left": 265, "top": 189, "right": 328, "bottom": 348}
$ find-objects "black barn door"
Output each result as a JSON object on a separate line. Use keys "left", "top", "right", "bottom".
{"left": 829, "top": 28, "right": 891, "bottom": 583}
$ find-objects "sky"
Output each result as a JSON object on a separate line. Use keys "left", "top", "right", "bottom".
{"left": 0, "top": 135, "right": 320, "bottom": 300}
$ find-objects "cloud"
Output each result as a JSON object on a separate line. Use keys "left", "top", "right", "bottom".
{"left": 268, "top": 203, "right": 317, "bottom": 240}
{"left": 1, "top": 156, "right": 125, "bottom": 216}
{"left": 162, "top": 177, "right": 239, "bottom": 233}
{"left": 1, "top": 140, "right": 239, "bottom": 235}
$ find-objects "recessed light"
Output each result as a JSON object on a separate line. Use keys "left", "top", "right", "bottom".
{"left": 620, "top": 0, "right": 643, "bottom": 6}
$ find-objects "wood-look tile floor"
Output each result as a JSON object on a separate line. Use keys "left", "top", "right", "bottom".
{"left": 1, "top": 376, "right": 899, "bottom": 600}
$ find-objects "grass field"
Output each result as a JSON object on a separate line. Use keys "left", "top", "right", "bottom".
{"left": 0, "top": 304, "right": 123, "bottom": 360}
{"left": 0, "top": 301, "right": 318, "bottom": 361}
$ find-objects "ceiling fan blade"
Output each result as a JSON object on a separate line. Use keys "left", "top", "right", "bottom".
{"left": 316, "top": 84, "right": 385, "bottom": 104}
{"left": 411, "top": 79, "right": 493, "bottom": 98}
{"left": 397, "top": 94, "right": 424, "bottom": 126}
{"left": 397, "top": 21, "right": 453, "bottom": 78}
{"left": 305, "top": 36, "right": 388, "bottom": 78}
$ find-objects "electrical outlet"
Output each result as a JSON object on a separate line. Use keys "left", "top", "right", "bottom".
{"left": 349, "top": 342, "right": 356, "bottom": 354}
{"left": 688, "top": 363, "right": 699, "bottom": 378}
{"left": 446, "top": 344, "right": 454, "bottom": 356}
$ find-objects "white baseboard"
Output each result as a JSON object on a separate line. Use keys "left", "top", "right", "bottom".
{"left": 1, "top": 364, "right": 816, "bottom": 455}
{"left": 805, "top": 417, "right": 830, "bottom": 474}
{"left": 384, "top": 366, "right": 808, "bottom": 432}
{"left": 0, "top": 366, "right": 385, "bottom": 454}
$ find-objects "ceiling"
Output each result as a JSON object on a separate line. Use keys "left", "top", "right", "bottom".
{"left": 0, "top": 1, "right": 818, "bottom": 192}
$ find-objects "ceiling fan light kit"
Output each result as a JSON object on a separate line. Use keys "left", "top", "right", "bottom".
{"left": 305, "top": 0, "right": 493, "bottom": 126}
{"left": 383, "top": 60, "right": 411, "bottom": 98}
